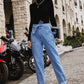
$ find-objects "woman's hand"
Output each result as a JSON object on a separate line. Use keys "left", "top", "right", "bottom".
{"left": 55, "top": 38, "right": 62, "bottom": 43}
{"left": 28, "top": 41, "right": 31, "bottom": 49}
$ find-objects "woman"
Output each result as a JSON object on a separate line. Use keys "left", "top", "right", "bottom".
{"left": 28, "top": 0, "right": 66, "bottom": 84}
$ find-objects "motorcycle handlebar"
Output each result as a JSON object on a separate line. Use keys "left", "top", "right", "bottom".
{"left": 24, "top": 27, "right": 29, "bottom": 38}
{"left": 0, "top": 36, "right": 9, "bottom": 42}
{"left": 0, "top": 36, "right": 14, "bottom": 43}
{"left": 24, "top": 32, "right": 29, "bottom": 37}
{"left": 25, "top": 27, "right": 28, "bottom": 32}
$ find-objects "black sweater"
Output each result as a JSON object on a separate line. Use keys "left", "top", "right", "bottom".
{"left": 28, "top": 0, "right": 57, "bottom": 41}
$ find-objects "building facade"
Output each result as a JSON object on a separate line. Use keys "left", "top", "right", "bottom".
{"left": 0, "top": 0, "right": 5, "bottom": 36}
{"left": 0, "top": 0, "right": 84, "bottom": 41}
{"left": 53, "top": 0, "right": 84, "bottom": 40}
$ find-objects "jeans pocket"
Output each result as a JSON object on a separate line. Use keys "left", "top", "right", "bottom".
{"left": 44, "top": 29, "right": 55, "bottom": 42}
{"left": 50, "top": 31, "right": 55, "bottom": 41}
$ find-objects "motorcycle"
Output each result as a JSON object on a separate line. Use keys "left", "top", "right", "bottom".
{"left": 28, "top": 48, "right": 51, "bottom": 72}
{"left": 18, "top": 27, "right": 51, "bottom": 73}
{"left": 0, "top": 39, "right": 8, "bottom": 84}
{"left": 0, "top": 36, "right": 24, "bottom": 80}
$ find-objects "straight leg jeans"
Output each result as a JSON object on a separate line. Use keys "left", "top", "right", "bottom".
{"left": 31, "top": 23, "right": 66, "bottom": 84}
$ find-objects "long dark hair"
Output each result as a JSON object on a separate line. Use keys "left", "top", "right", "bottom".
{"left": 32, "top": 0, "right": 36, "bottom": 3}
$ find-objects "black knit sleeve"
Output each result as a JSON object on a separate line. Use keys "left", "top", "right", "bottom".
{"left": 28, "top": 5, "right": 33, "bottom": 41}
{"left": 49, "top": 0, "right": 57, "bottom": 26}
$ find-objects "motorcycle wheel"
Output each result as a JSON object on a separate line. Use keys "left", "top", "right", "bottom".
{"left": 28, "top": 54, "right": 51, "bottom": 73}
{"left": 28, "top": 56, "right": 36, "bottom": 73}
{"left": 8, "top": 58, "right": 24, "bottom": 80}
{"left": 0, "top": 63, "right": 8, "bottom": 84}
{"left": 45, "top": 54, "right": 51, "bottom": 66}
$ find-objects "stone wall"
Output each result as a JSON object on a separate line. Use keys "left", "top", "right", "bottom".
{"left": 12, "top": 0, "right": 31, "bottom": 41}
{"left": 0, "top": 0, "right": 5, "bottom": 36}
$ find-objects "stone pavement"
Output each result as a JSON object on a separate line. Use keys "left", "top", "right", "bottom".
{"left": 18, "top": 46, "right": 84, "bottom": 84}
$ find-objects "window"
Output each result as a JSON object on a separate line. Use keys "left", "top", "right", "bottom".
{"left": 79, "top": 1, "right": 82, "bottom": 9}
{"left": 76, "top": 13, "right": 78, "bottom": 23}
{"left": 76, "top": 18, "right": 78, "bottom": 23}
{"left": 81, "top": 16, "right": 83, "bottom": 24}
{"left": 81, "top": 20, "right": 83, "bottom": 24}
{"left": 76, "top": 13, "right": 77, "bottom": 17}
{"left": 62, "top": 5, "right": 65, "bottom": 11}
{"left": 55, "top": 0, "right": 57, "bottom": 5}
{"left": 74, "top": 1, "right": 77, "bottom": 6}
{"left": 80, "top": 5, "right": 82, "bottom": 9}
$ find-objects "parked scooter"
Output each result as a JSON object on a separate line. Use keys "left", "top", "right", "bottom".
{"left": 0, "top": 36, "right": 24, "bottom": 80}
{"left": 0, "top": 39, "right": 8, "bottom": 84}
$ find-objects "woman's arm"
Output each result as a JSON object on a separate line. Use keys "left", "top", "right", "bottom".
{"left": 28, "top": 22, "right": 32, "bottom": 41}
{"left": 28, "top": 5, "right": 33, "bottom": 41}
{"left": 49, "top": 0, "right": 57, "bottom": 26}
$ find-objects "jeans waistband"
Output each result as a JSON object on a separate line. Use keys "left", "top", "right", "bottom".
{"left": 33, "top": 23, "right": 50, "bottom": 27}
{"left": 32, "top": 23, "right": 51, "bottom": 34}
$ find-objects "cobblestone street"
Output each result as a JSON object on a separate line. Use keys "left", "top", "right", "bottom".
{"left": 61, "top": 46, "right": 84, "bottom": 84}
{"left": 7, "top": 46, "right": 84, "bottom": 84}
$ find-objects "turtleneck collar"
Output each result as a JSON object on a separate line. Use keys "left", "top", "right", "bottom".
{"left": 37, "top": 0, "right": 43, "bottom": 3}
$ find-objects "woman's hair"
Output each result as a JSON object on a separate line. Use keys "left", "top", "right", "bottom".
{"left": 32, "top": 0, "right": 36, "bottom": 3}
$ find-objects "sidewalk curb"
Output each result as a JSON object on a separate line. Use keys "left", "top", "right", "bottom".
{"left": 59, "top": 49, "right": 74, "bottom": 56}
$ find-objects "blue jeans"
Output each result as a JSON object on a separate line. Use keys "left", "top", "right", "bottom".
{"left": 31, "top": 23, "right": 66, "bottom": 84}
